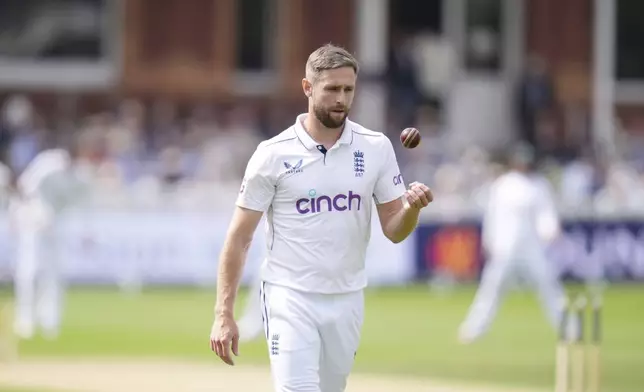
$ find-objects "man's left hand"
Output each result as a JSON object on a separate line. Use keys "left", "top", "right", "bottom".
{"left": 404, "top": 181, "right": 433, "bottom": 210}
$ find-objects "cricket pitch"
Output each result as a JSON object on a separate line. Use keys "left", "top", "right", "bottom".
{"left": 0, "top": 358, "right": 545, "bottom": 392}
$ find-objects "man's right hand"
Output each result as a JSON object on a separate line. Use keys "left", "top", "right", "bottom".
{"left": 209, "top": 313, "right": 240, "bottom": 366}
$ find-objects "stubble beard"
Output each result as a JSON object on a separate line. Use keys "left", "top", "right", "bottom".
{"left": 313, "top": 104, "right": 348, "bottom": 129}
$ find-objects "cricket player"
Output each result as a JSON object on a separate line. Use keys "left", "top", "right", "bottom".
{"left": 458, "top": 142, "right": 564, "bottom": 344}
{"left": 10, "top": 131, "right": 104, "bottom": 340}
{"left": 209, "top": 44, "right": 433, "bottom": 392}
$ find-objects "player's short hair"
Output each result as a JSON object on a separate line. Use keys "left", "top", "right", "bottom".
{"left": 305, "top": 44, "right": 359, "bottom": 83}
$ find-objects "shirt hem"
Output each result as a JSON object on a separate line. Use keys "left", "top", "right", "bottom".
{"left": 374, "top": 193, "right": 404, "bottom": 205}
{"left": 235, "top": 200, "right": 268, "bottom": 213}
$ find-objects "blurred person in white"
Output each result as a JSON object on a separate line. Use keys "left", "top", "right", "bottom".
{"left": 210, "top": 44, "right": 433, "bottom": 391}
{"left": 9, "top": 129, "right": 106, "bottom": 340}
{"left": 458, "top": 142, "right": 564, "bottom": 344}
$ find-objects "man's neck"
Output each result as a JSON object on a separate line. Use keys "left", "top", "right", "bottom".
{"left": 303, "top": 114, "right": 343, "bottom": 148}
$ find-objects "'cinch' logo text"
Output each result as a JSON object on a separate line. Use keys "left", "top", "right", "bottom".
{"left": 296, "top": 191, "right": 362, "bottom": 214}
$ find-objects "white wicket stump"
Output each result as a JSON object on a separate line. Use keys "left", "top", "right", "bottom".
{"left": 554, "top": 293, "right": 602, "bottom": 392}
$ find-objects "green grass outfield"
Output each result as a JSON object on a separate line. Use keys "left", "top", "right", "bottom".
{"left": 2, "top": 284, "right": 643, "bottom": 392}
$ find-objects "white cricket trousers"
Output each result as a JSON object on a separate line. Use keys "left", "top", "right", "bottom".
{"left": 460, "top": 252, "right": 563, "bottom": 340}
{"left": 260, "top": 282, "right": 364, "bottom": 392}
{"left": 14, "top": 224, "right": 63, "bottom": 337}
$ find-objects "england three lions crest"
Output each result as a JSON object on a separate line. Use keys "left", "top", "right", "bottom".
{"left": 353, "top": 150, "right": 364, "bottom": 177}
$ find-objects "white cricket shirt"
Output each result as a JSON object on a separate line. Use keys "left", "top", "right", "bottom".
{"left": 17, "top": 149, "right": 91, "bottom": 212}
{"left": 236, "top": 114, "right": 406, "bottom": 294}
{"left": 482, "top": 171, "right": 561, "bottom": 259}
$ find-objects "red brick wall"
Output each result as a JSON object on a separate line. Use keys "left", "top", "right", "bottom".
{"left": 526, "top": 0, "right": 593, "bottom": 105}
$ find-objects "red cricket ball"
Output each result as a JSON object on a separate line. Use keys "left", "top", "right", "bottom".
{"left": 400, "top": 127, "right": 421, "bottom": 149}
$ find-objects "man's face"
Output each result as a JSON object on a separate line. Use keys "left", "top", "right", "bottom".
{"left": 303, "top": 67, "right": 356, "bottom": 129}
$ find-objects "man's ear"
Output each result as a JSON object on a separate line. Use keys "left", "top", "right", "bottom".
{"left": 302, "top": 78, "right": 312, "bottom": 98}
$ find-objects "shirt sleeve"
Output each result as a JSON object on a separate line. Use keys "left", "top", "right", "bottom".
{"left": 373, "top": 136, "right": 406, "bottom": 205}
{"left": 235, "top": 143, "right": 276, "bottom": 212}
{"left": 18, "top": 150, "right": 70, "bottom": 198}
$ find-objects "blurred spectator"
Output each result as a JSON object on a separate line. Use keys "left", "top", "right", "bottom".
{"left": 106, "top": 99, "right": 147, "bottom": 184}
{"left": 594, "top": 161, "right": 644, "bottom": 214}
{"left": 147, "top": 98, "right": 183, "bottom": 156}
{"left": 386, "top": 32, "right": 423, "bottom": 128}
{"left": 561, "top": 102, "right": 591, "bottom": 161}
{"left": 1, "top": 95, "right": 43, "bottom": 174}
{"left": 466, "top": 27, "right": 501, "bottom": 71}
{"left": 0, "top": 93, "right": 640, "bottom": 220}
{"left": 157, "top": 146, "right": 186, "bottom": 191}
{"left": 198, "top": 105, "right": 262, "bottom": 184}
{"left": 616, "top": 116, "right": 644, "bottom": 171}
{"left": 534, "top": 112, "right": 561, "bottom": 160}
{"left": 515, "top": 55, "right": 555, "bottom": 149}
{"left": 182, "top": 102, "right": 218, "bottom": 177}
{"left": 559, "top": 148, "right": 595, "bottom": 211}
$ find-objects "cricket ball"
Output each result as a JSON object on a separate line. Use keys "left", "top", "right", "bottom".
{"left": 400, "top": 127, "right": 421, "bottom": 149}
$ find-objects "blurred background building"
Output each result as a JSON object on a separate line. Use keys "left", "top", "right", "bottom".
{"left": 0, "top": 0, "right": 642, "bottom": 218}
{"left": 0, "top": 0, "right": 642, "bottom": 287}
